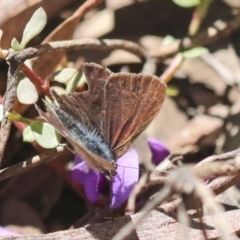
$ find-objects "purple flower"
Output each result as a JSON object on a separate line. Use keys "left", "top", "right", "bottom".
{"left": 147, "top": 138, "right": 170, "bottom": 165}
{"left": 71, "top": 139, "right": 169, "bottom": 208}
{"left": 72, "top": 149, "right": 139, "bottom": 208}
{"left": 0, "top": 227, "right": 20, "bottom": 236}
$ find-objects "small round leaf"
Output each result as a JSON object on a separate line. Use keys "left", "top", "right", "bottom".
{"left": 45, "top": 86, "right": 66, "bottom": 103}
{"left": 17, "top": 77, "right": 38, "bottom": 104}
{"left": 30, "top": 121, "right": 62, "bottom": 149}
{"left": 23, "top": 126, "right": 35, "bottom": 142}
{"left": 173, "top": 0, "right": 200, "bottom": 7}
{"left": 66, "top": 71, "right": 87, "bottom": 93}
{"left": 49, "top": 68, "right": 78, "bottom": 83}
{"left": 20, "top": 7, "right": 47, "bottom": 49}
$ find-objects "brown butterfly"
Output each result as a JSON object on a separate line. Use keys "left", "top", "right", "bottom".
{"left": 35, "top": 63, "right": 166, "bottom": 175}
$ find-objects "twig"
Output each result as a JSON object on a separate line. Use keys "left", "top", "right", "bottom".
{"left": 194, "top": 177, "right": 235, "bottom": 240}
{"left": 0, "top": 60, "right": 21, "bottom": 165}
{"left": 0, "top": 146, "right": 68, "bottom": 181}
{"left": 201, "top": 53, "right": 236, "bottom": 86}
{"left": 196, "top": 148, "right": 240, "bottom": 166}
{"left": 153, "top": 13, "right": 240, "bottom": 59}
{"left": 13, "top": 39, "right": 147, "bottom": 62}
{"left": 112, "top": 185, "right": 172, "bottom": 240}
{"left": 177, "top": 201, "right": 190, "bottom": 240}
{"left": 127, "top": 172, "right": 150, "bottom": 211}
{"left": 159, "top": 53, "right": 184, "bottom": 84}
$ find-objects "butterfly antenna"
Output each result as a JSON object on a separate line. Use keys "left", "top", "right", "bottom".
{"left": 58, "top": 143, "right": 75, "bottom": 154}
{"left": 116, "top": 164, "right": 139, "bottom": 170}
{"left": 96, "top": 172, "right": 101, "bottom": 193}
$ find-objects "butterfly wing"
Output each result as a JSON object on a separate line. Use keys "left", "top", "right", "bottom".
{"left": 103, "top": 73, "right": 166, "bottom": 159}
{"left": 37, "top": 63, "right": 166, "bottom": 167}
{"left": 50, "top": 63, "right": 111, "bottom": 135}
{"left": 35, "top": 102, "right": 116, "bottom": 175}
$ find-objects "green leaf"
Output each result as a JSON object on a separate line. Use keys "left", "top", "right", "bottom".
{"left": 30, "top": 121, "right": 62, "bottom": 149}
{"left": 6, "top": 111, "right": 31, "bottom": 125}
{"left": 66, "top": 71, "right": 87, "bottom": 93}
{"left": 0, "top": 104, "right": 3, "bottom": 122}
{"left": 49, "top": 68, "right": 78, "bottom": 83}
{"left": 23, "top": 125, "right": 35, "bottom": 142}
{"left": 17, "top": 77, "right": 38, "bottom": 104}
{"left": 182, "top": 47, "right": 209, "bottom": 58}
{"left": 166, "top": 86, "right": 179, "bottom": 96}
{"left": 11, "top": 38, "right": 22, "bottom": 51}
{"left": 20, "top": 7, "right": 47, "bottom": 49}
{"left": 173, "top": 0, "right": 200, "bottom": 7}
{"left": 45, "top": 86, "right": 66, "bottom": 103}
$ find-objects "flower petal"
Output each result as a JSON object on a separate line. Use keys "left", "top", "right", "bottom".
{"left": 110, "top": 149, "right": 139, "bottom": 209}
{"left": 74, "top": 154, "right": 84, "bottom": 165}
{"left": 71, "top": 160, "right": 105, "bottom": 203}
{"left": 71, "top": 161, "right": 88, "bottom": 185}
{"left": 83, "top": 170, "right": 105, "bottom": 203}
{"left": 0, "top": 227, "right": 20, "bottom": 236}
{"left": 147, "top": 138, "right": 170, "bottom": 165}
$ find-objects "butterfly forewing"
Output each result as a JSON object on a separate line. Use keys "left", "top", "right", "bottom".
{"left": 51, "top": 63, "right": 111, "bottom": 135}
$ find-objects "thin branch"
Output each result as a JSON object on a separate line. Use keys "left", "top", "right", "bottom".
{"left": 159, "top": 53, "right": 184, "bottom": 83}
{"left": 112, "top": 185, "right": 172, "bottom": 240}
{"left": 127, "top": 172, "right": 150, "bottom": 211}
{"left": 177, "top": 201, "right": 190, "bottom": 240}
{"left": 194, "top": 177, "right": 235, "bottom": 240}
{"left": 153, "top": 13, "right": 240, "bottom": 59}
{"left": 0, "top": 61, "right": 21, "bottom": 165}
{"left": 196, "top": 148, "right": 240, "bottom": 166}
{"left": 0, "top": 146, "right": 68, "bottom": 181}
{"left": 8, "top": 39, "right": 147, "bottom": 63}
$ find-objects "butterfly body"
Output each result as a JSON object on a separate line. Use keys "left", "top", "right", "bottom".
{"left": 49, "top": 104, "right": 113, "bottom": 161}
{"left": 36, "top": 63, "right": 166, "bottom": 176}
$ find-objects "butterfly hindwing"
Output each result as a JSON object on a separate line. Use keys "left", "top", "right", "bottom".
{"left": 35, "top": 102, "right": 116, "bottom": 175}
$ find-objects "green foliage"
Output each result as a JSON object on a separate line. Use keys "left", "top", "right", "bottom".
{"left": 6, "top": 111, "right": 31, "bottom": 125}
{"left": 182, "top": 47, "right": 209, "bottom": 58}
{"left": 11, "top": 38, "right": 22, "bottom": 51}
{"left": 16, "top": 77, "right": 38, "bottom": 104}
{"left": 161, "top": 35, "right": 209, "bottom": 58}
{"left": 11, "top": 7, "right": 47, "bottom": 51}
{"left": 66, "top": 71, "right": 86, "bottom": 93}
{"left": 29, "top": 121, "right": 62, "bottom": 149}
{"left": 173, "top": 0, "right": 200, "bottom": 7}
{"left": 49, "top": 68, "right": 78, "bottom": 83}
{"left": 23, "top": 125, "right": 35, "bottom": 142}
